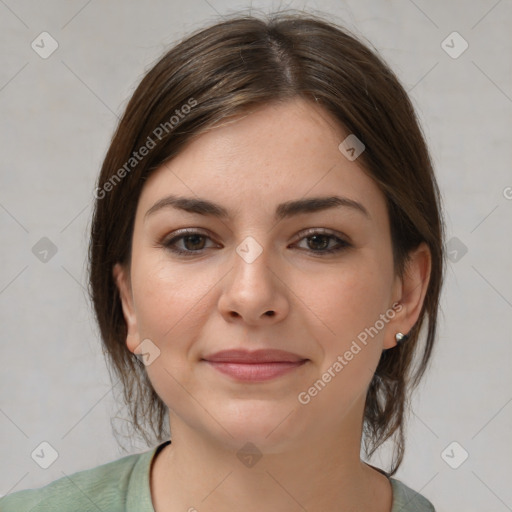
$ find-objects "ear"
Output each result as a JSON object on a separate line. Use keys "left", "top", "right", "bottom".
{"left": 384, "top": 242, "right": 432, "bottom": 349}
{"left": 113, "top": 263, "right": 140, "bottom": 354}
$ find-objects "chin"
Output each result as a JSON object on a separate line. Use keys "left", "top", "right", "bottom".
{"left": 205, "top": 400, "right": 304, "bottom": 453}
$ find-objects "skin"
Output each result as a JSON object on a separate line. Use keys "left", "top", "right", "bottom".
{"left": 114, "top": 97, "right": 431, "bottom": 512}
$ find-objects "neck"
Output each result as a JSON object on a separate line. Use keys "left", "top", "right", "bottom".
{"left": 150, "top": 402, "right": 392, "bottom": 512}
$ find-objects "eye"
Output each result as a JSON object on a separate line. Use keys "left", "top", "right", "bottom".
{"left": 162, "top": 229, "right": 217, "bottom": 255}
{"left": 293, "top": 229, "right": 351, "bottom": 255}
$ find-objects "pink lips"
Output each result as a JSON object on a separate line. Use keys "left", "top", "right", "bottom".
{"left": 202, "top": 349, "right": 308, "bottom": 382}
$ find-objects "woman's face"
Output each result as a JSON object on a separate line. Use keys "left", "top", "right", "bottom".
{"left": 115, "top": 98, "right": 422, "bottom": 452}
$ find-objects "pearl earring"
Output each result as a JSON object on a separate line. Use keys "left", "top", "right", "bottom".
{"left": 395, "top": 332, "right": 408, "bottom": 345}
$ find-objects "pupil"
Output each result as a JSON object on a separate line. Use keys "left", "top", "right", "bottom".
{"left": 185, "top": 235, "right": 204, "bottom": 250}
{"left": 309, "top": 235, "right": 329, "bottom": 250}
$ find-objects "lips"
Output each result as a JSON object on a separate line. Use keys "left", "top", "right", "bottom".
{"left": 203, "top": 349, "right": 306, "bottom": 364}
{"left": 202, "top": 349, "right": 308, "bottom": 382}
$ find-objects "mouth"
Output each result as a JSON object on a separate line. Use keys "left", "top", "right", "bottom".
{"left": 201, "top": 349, "right": 309, "bottom": 382}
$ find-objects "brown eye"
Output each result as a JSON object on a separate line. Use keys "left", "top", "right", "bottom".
{"left": 306, "top": 234, "right": 331, "bottom": 251}
{"left": 163, "top": 230, "right": 216, "bottom": 255}
{"left": 181, "top": 234, "right": 207, "bottom": 251}
{"left": 294, "top": 229, "right": 351, "bottom": 255}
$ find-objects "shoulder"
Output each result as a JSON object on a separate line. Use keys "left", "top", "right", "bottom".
{"left": 0, "top": 447, "right": 156, "bottom": 512}
{"left": 390, "top": 477, "right": 436, "bottom": 511}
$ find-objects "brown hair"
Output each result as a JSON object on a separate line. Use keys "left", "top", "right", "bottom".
{"left": 88, "top": 10, "right": 444, "bottom": 475}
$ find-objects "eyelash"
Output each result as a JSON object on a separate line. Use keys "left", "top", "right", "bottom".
{"left": 161, "top": 228, "right": 352, "bottom": 257}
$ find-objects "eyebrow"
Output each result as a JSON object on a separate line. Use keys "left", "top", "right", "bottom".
{"left": 144, "top": 194, "right": 370, "bottom": 221}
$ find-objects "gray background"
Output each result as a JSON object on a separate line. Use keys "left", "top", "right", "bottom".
{"left": 1, "top": 1, "right": 511, "bottom": 510}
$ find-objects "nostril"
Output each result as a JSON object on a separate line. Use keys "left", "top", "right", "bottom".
{"left": 265, "top": 310, "right": 275, "bottom": 317}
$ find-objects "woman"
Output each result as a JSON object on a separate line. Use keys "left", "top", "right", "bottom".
{"left": 1, "top": 10, "right": 443, "bottom": 511}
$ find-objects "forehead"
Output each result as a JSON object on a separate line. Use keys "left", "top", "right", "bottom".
{"left": 137, "top": 98, "right": 387, "bottom": 223}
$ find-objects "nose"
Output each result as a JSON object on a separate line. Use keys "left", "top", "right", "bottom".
{"left": 218, "top": 243, "right": 290, "bottom": 326}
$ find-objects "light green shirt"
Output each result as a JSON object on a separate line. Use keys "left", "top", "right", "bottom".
{"left": 0, "top": 441, "right": 435, "bottom": 511}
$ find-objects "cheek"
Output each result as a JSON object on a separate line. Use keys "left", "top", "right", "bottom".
{"left": 297, "top": 253, "right": 394, "bottom": 398}
{"left": 132, "top": 249, "right": 222, "bottom": 353}
{"left": 130, "top": 252, "right": 208, "bottom": 343}
{"left": 129, "top": 255, "right": 210, "bottom": 399}
{"left": 304, "top": 258, "right": 393, "bottom": 342}
{"left": 294, "top": 263, "right": 393, "bottom": 417}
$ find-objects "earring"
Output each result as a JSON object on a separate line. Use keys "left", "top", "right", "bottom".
{"left": 395, "top": 332, "right": 408, "bottom": 345}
